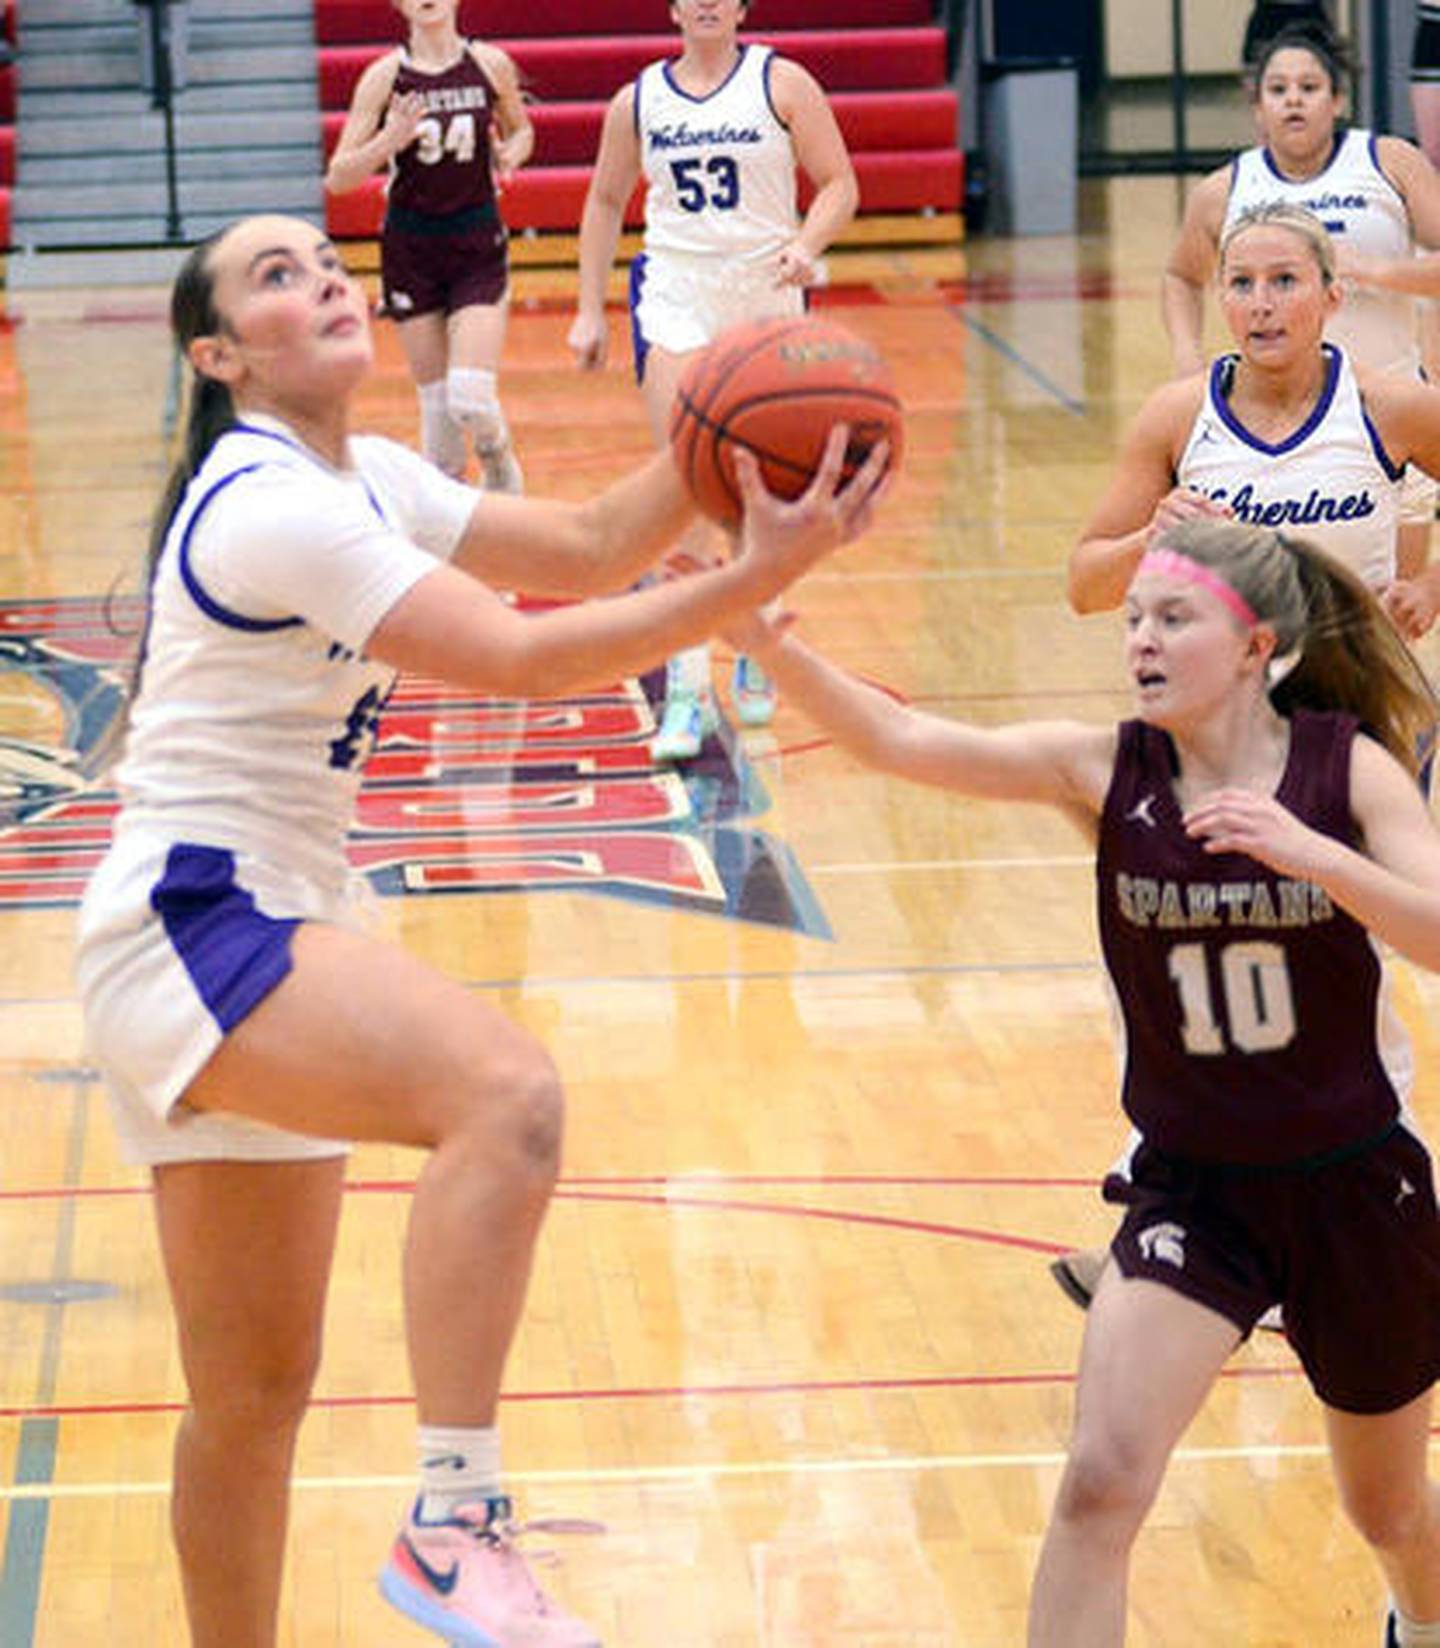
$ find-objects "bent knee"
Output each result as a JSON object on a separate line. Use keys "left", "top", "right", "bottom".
{"left": 1053, "top": 1438, "right": 1164, "bottom": 1533}
{"left": 1340, "top": 1481, "right": 1435, "bottom": 1553}
{"left": 449, "top": 1044, "right": 565, "bottom": 1178}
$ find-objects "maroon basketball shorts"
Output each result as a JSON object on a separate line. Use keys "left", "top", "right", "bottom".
{"left": 1104, "top": 1125, "right": 1440, "bottom": 1414}
{"left": 380, "top": 205, "right": 509, "bottom": 320}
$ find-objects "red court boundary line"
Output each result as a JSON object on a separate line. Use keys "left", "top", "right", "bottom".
{"left": 0, "top": 1364, "right": 1305, "bottom": 1423}
{"left": 0, "top": 1172, "right": 1100, "bottom": 1202}
{"left": 558, "top": 1187, "right": 1069, "bottom": 1255}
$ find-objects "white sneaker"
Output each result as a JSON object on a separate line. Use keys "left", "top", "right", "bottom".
{"left": 650, "top": 692, "right": 717, "bottom": 763}
{"left": 480, "top": 442, "right": 525, "bottom": 495}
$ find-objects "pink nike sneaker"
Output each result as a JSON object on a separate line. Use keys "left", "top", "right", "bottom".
{"left": 379, "top": 1496, "right": 601, "bottom": 1646}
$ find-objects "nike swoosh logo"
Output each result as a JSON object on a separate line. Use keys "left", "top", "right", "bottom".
{"left": 403, "top": 1534, "right": 459, "bottom": 1597}
{"left": 421, "top": 1453, "right": 467, "bottom": 1471}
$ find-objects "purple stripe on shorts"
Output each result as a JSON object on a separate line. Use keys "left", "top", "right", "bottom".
{"left": 629, "top": 252, "right": 651, "bottom": 386}
{"left": 150, "top": 844, "right": 298, "bottom": 1033}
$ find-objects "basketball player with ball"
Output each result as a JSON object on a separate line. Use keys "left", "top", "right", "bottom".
{"left": 74, "top": 214, "right": 890, "bottom": 1648}
{"left": 567, "top": 0, "right": 859, "bottom": 762}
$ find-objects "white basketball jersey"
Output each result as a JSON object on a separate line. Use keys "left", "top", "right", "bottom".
{"left": 1177, "top": 345, "right": 1401, "bottom": 590}
{"left": 637, "top": 43, "right": 798, "bottom": 263}
{"left": 114, "top": 415, "right": 474, "bottom": 882}
{"left": 1226, "top": 129, "right": 1417, "bottom": 375}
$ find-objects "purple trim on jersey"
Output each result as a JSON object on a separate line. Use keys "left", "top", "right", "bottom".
{"left": 629, "top": 253, "right": 651, "bottom": 385}
{"left": 149, "top": 843, "right": 299, "bottom": 1034}
{"left": 1260, "top": 130, "right": 1344, "bottom": 185}
{"left": 632, "top": 69, "right": 643, "bottom": 137}
{"left": 763, "top": 50, "right": 785, "bottom": 127}
{"left": 179, "top": 428, "right": 390, "bottom": 634}
{"left": 1208, "top": 343, "right": 1341, "bottom": 457}
{"left": 1361, "top": 405, "right": 1406, "bottom": 481}
{"left": 177, "top": 466, "right": 305, "bottom": 634}
{"left": 661, "top": 43, "right": 750, "bottom": 105}
{"left": 232, "top": 421, "right": 391, "bottom": 525}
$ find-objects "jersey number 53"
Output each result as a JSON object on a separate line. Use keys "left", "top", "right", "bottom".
{"left": 669, "top": 155, "right": 740, "bottom": 212}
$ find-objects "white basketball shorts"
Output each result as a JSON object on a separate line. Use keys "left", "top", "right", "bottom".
{"left": 76, "top": 830, "right": 352, "bottom": 1166}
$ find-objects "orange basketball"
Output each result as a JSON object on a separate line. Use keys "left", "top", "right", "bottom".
{"left": 668, "top": 314, "right": 903, "bottom": 531}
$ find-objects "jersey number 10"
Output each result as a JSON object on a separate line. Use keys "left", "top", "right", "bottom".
{"left": 1166, "top": 940, "right": 1298, "bottom": 1055}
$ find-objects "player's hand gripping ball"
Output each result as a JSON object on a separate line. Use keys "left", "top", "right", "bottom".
{"left": 668, "top": 315, "right": 903, "bottom": 531}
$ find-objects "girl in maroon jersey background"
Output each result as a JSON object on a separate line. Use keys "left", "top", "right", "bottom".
{"left": 327, "top": 0, "right": 531, "bottom": 493}
{"left": 724, "top": 518, "right": 1440, "bottom": 1647}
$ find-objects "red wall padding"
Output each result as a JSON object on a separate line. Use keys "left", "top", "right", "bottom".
{"left": 319, "top": 30, "right": 948, "bottom": 107}
{"left": 0, "top": 126, "right": 12, "bottom": 188}
{"left": 314, "top": 0, "right": 933, "bottom": 45}
{"left": 323, "top": 88, "right": 957, "bottom": 165}
{"left": 326, "top": 145, "right": 961, "bottom": 239}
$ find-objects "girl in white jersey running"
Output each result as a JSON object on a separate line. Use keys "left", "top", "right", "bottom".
{"left": 74, "top": 214, "right": 886, "bottom": 1648}
{"left": 1072, "top": 204, "right": 1440, "bottom": 634}
{"left": 1164, "top": 28, "right": 1440, "bottom": 580}
{"left": 566, "top": 0, "right": 858, "bottom": 763}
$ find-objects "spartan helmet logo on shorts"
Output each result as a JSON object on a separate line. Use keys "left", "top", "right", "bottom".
{"left": 1137, "top": 1221, "right": 1188, "bottom": 1269}
{"left": 389, "top": 290, "right": 414, "bottom": 313}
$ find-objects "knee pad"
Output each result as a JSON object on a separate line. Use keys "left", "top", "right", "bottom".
{"left": 447, "top": 368, "right": 508, "bottom": 451}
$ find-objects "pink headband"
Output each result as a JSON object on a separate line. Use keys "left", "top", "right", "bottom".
{"left": 1136, "top": 549, "right": 1258, "bottom": 627}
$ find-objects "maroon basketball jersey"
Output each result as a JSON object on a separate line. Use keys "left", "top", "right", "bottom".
{"left": 1096, "top": 710, "right": 1407, "bottom": 1165}
{"left": 388, "top": 46, "right": 499, "bottom": 219}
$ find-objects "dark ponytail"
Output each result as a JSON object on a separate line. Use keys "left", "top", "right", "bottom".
{"left": 98, "top": 232, "right": 236, "bottom": 771}
{"left": 145, "top": 233, "right": 237, "bottom": 582}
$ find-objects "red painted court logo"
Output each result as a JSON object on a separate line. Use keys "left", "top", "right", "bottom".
{"left": 0, "top": 597, "right": 829, "bottom": 934}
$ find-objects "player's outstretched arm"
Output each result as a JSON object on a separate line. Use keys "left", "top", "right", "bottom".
{"left": 449, "top": 451, "right": 697, "bottom": 598}
{"left": 729, "top": 612, "right": 1112, "bottom": 814}
{"left": 368, "top": 431, "right": 882, "bottom": 700}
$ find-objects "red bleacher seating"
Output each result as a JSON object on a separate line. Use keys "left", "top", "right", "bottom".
{"left": 314, "top": 0, "right": 933, "bottom": 45}
{"left": 323, "top": 89, "right": 959, "bottom": 167}
{"left": 316, "top": 7, "right": 962, "bottom": 241}
{"left": 0, "top": 126, "right": 13, "bottom": 188}
{"left": 319, "top": 31, "right": 949, "bottom": 108}
{"left": 0, "top": 63, "right": 13, "bottom": 125}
